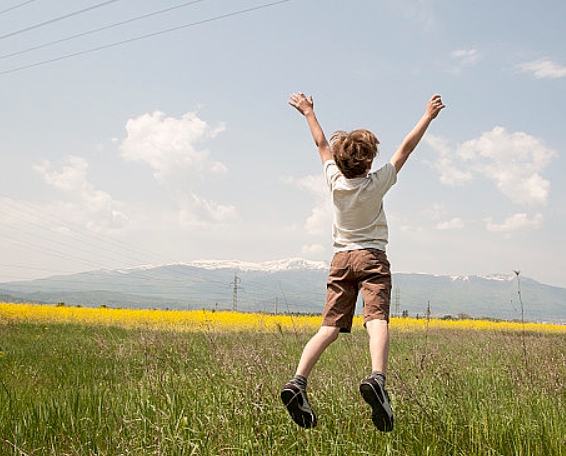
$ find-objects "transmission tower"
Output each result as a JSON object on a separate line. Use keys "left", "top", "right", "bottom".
{"left": 230, "top": 273, "right": 242, "bottom": 311}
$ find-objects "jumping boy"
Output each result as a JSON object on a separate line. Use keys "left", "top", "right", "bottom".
{"left": 281, "top": 92, "right": 445, "bottom": 431}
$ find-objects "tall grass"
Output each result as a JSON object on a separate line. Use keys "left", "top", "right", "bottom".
{"left": 1, "top": 305, "right": 565, "bottom": 455}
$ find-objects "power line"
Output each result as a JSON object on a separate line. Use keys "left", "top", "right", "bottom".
{"left": 1, "top": 198, "right": 322, "bottom": 307}
{"left": 0, "top": 0, "right": 37, "bottom": 16}
{"left": 0, "top": 0, "right": 292, "bottom": 75}
{"left": 0, "top": 195, "right": 162, "bottom": 267}
{"left": 1, "top": 195, "right": 269, "bottom": 290}
{"left": 1, "top": 197, "right": 324, "bottom": 297}
{"left": 0, "top": 0, "right": 122, "bottom": 41}
{"left": 1, "top": 199, "right": 322, "bottom": 310}
{"left": 0, "top": 0, "right": 209, "bottom": 61}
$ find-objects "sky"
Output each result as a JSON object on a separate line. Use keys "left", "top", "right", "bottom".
{"left": 1, "top": 0, "right": 565, "bottom": 289}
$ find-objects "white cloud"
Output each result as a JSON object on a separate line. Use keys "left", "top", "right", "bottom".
{"left": 485, "top": 213, "right": 543, "bottom": 233}
{"left": 436, "top": 218, "right": 465, "bottom": 230}
{"left": 447, "top": 49, "right": 482, "bottom": 74}
{"left": 390, "top": 0, "right": 436, "bottom": 27}
{"left": 291, "top": 174, "right": 332, "bottom": 236}
{"left": 34, "top": 156, "right": 128, "bottom": 234}
{"left": 428, "top": 128, "right": 556, "bottom": 207}
{"left": 119, "top": 110, "right": 227, "bottom": 186}
{"left": 420, "top": 203, "right": 461, "bottom": 226}
{"left": 178, "top": 193, "right": 237, "bottom": 227}
{"left": 427, "top": 134, "right": 473, "bottom": 186}
{"left": 301, "top": 243, "right": 326, "bottom": 257}
{"left": 304, "top": 204, "right": 330, "bottom": 236}
{"left": 293, "top": 174, "right": 327, "bottom": 198}
{"left": 451, "top": 49, "right": 481, "bottom": 66}
{"left": 34, "top": 156, "right": 88, "bottom": 192}
{"left": 420, "top": 203, "right": 447, "bottom": 221}
{"left": 517, "top": 59, "right": 566, "bottom": 79}
{"left": 119, "top": 110, "right": 235, "bottom": 227}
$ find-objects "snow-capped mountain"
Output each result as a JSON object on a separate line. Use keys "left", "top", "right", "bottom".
{"left": 117, "top": 258, "right": 329, "bottom": 274}
{"left": 176, "top": 258, "right": 329, "bottom": 272}
{"left": 1, "top": 260, "right": 565, "bottom": 322}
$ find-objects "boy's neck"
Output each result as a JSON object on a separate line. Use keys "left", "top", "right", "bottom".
{"left": 350, "top": 167, "right": 371, "bottom": 179}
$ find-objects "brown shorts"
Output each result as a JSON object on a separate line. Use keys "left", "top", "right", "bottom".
{"left": 322, "top": 249, "right": 392, "bottom": 332}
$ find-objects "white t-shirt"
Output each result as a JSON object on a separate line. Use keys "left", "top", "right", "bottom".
{"left": 324, "top": 160, "right": 397, "bottom": 253}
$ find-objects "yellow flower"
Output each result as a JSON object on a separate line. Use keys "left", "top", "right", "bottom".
{"left": 1, "top": 302, "right": 565, "bottom": 334}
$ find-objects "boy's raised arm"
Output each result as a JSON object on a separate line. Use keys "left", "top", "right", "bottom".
{"left": 288, "top": 92, "right": 333, "bottom": 164}
{"left": 390, "top": 94, "right": 445, "bottom": 174}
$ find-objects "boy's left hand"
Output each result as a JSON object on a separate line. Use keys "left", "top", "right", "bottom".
{"left": 426, "top": 94, "right": 445, "bottom": 120}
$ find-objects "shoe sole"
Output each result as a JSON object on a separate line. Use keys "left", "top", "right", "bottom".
{"left": 360, "top": 382, "right": 394, "bottom": 432}
{"left": 281, "top": 387, "right": 317, "bottom": 429}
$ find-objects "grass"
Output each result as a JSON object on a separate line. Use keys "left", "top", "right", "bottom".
{"left": 1, "top": 305, "right": 566, "bottom": 455}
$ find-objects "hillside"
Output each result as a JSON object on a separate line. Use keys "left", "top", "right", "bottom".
{"left": 1, "top": 259, "right": 565, "bottom": 322}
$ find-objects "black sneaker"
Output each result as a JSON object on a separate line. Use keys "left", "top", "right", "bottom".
{"left": 359, "top": 377, "right": 394, "bottom": 432}
{"left": 280, "top": 381, "right": 317, "bottom": 428}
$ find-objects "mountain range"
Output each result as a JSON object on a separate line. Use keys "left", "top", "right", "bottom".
{"left": 1, "top": 258, "right": 565, "bottom": 323}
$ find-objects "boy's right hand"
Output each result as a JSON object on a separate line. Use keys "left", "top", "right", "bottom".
{"left": 288, "top": 92, "right": 314, "bottom": 116}
{"left": 288, "top": 92, "right": 332, "bottom": 163}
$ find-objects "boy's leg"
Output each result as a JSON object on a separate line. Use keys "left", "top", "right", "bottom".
{"left": 296, "top": 325, "right": 341, "bottom": 377}
{"left": 281, "top": 326, "right": 340, "bottom": 428}
{"left": 355, "top": 248, "right": 394, "bottom": 432}
{"left": 282, "top": 251, "right": 354, "bottom": 428}
{"left": 366, "top": 319, "right": 389, "bottom": 374}
{"left": 356, "top": 249, "right": 391, "bottom": 374}
{"left": 360, "top": 318, "right": 394, "bottom": 432}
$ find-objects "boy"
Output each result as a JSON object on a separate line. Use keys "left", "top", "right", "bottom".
{"left": 281, "top": 92, "right": 445, "bottom": 431}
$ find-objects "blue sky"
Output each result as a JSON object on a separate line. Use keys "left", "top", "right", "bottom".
{"left": 1, "top": 0, "right": 565, "bottom": 288}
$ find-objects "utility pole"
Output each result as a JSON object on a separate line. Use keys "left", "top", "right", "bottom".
{"left": 231, "top": 273, "right": 241, "bottom": 311}
{"left": 275, "top": 296, "right": 279, "bottom": 315}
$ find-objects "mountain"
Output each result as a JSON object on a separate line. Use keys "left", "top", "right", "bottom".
{"left": 0, "top": 291, "right": 32, "bottom": 304}
{"left": 1, "top": 259, "right": 565, "bottom": 323}
{"left": 392, "top": 273, "right": 566, "bottom": 322}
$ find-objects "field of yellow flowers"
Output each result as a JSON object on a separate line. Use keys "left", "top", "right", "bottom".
{"left": 1, "top": 302, "right": 566, "bottom": 456}
{"left": 2, "top": 302, "right": 565, "bottom": 334}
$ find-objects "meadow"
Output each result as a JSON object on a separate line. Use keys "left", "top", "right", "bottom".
{"left": 1, "top": 303, "right": 566, "bottom": 455}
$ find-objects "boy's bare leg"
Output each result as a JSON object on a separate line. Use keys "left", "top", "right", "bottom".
{"left": 295, "top": 325, "right": 341, "bottom": 378}
{"left": 281, "top": 325, "right": 340, "bottom": 428}
{"left": 361, "top": 318, "right": 394, "bottom": 432}
{"left": 366, "top": 319, "right": 390, "bottom": 374}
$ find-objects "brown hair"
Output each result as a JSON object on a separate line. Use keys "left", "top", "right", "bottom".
{"left": 330, "top": 129, "right": 379, "bottom": 178}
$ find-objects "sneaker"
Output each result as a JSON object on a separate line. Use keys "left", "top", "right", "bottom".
{"left": 359, "top": 377, "right": 394, "bottom": 432}
{"left": 280, "top": 381, "right": 317, "bottom": 428}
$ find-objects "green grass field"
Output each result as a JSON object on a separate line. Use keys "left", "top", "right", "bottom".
{"left": 1, "top": 319, "right": 566, "bottom": 455}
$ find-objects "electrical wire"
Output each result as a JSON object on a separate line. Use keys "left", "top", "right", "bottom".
{"left": 0, "top": 0, "right": 37, "bottom": 16}
{"left": 0, "top": 0, "right": 291, "bottom": 75}
{"left": 0, "top": 0, "right": 307, "bottom": 313}
{"left": 0, "top": 196, "right": 163, "bottom": 267}
{"left": 0, "top": 0, "right": 208, "bottom": 61}
{"left": 0, "top": 195, "right": 310, "bottom": 297}
{"left": 0, "top": 0, "right": 122, "bottom": 41}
